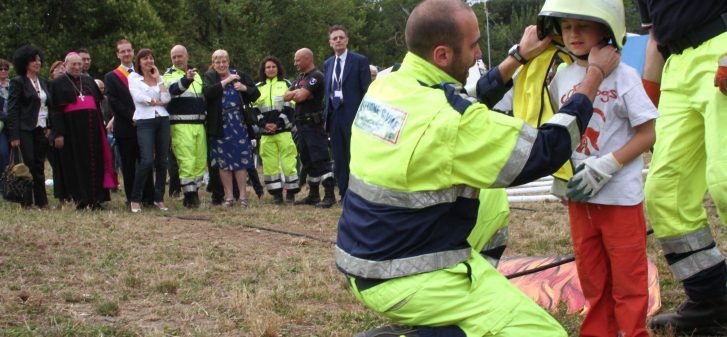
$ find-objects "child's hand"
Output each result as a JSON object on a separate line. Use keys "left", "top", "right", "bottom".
{"left": 566, "top": 153, "right": 622, "bottom": 202}
{"left": 588, "top": 44, "right": 620, "bottom": 78}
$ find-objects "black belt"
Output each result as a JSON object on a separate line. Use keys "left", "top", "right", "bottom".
{"left": 296, "top": 111, "right": 323, "bottom": 125}
{"left": 667, "top": 12, "right": 727, "bottom": 55}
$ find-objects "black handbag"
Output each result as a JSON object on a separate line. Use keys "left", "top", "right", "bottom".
{"left": 1, "top": 147, "right": 33, "bottom": 203}
{"left": 242, "top": 104, "right": 259, "bottom": 127}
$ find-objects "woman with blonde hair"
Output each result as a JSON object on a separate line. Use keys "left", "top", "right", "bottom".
{"left": 203, "top": 49, "right": 260, "bottom": 207}
{"left": 49, "top": 61, "right": 65, "bottom": 80}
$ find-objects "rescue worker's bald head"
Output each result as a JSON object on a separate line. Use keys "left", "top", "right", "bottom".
{"left": 170, "top": 44, "right": 189, "bottom": 69}
{"left": 170, "top": 45, "right": 187, "bottom": 56}
{"left": 405, "top": 0, "right": 471, "bottom": 58}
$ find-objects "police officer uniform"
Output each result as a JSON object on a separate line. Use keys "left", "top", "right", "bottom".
{"left": 290, "top": 69, "right": 335, "bottom": 208}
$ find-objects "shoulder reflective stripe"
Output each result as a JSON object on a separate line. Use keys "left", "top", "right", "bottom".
{"left": 349, "top": 175, "right": 479, "bottom": 209}
{"left": 543, "top": 113, "right": 580, "bottom": 152}
{"left": 169, "top": 114, "right": 206, "bottom": 121}
{"left": 669, "top": 247, "right": 725, "bottom": 281}
{"left": 480, "top": 227, "right": 509, "bottom": 253}
{"left": 660, "top": 227, "right": 716, "bottom": 255}
{"left": 429, "top": 82, "right": 477, "bottom": 115}
{"left": 335, "top": 245, "right": 472, "bottom": 279}
{"left": 491, "top": 124, "right": 537, "bottom": 188}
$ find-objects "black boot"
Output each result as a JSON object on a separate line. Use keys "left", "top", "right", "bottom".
{"left": 183, "top": 191, "right": 200, "bottom": 209}
{"left": 316, "top": 179, "right": 336, "bottom": 208}
{"left": 285, "top": 190, "right": 296, "bottom": 205}
{"left": 271, "top": 190, "right": 284, "bottom": 205}
{"left": 650, "top": 294, "right": 727, "bottom": 335}
{"left": 354, "top": 325, "right": 419, "bottom": 337}
{"left": 294, "top": 183, "right": 320, "bottom": 205}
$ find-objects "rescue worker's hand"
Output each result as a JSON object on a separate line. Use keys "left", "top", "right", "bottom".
{"left": 10, "top": 139, "right": 19, "bottom": 148}
{"left": 566, "top": 153, "right": 622, "bottom": 202}
{"left": 587, "top": 44, "right": 620, "bottom": 79}
{"left": 186, "top": 68, "right": 197, "bottom": 80}
{"left": 265, "top": 122, "right": 277, "bottom": 133}
{"left": 715, "top": 53, "right": 727, "bottom": 96}
{"left": 519, "top": 25, "right": 553, "bottom": 61}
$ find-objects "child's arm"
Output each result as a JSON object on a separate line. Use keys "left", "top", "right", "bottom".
{"left": 566, "top": 118, "right": 656, "bottom": 202}
{"left": 612, "top": 119, "right": 656, "bottom": 166}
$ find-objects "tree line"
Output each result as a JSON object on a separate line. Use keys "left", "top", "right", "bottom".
{"left": 0, "top": 0, "right": 643, "bottom": 81}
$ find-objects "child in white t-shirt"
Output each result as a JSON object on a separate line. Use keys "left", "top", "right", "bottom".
{"left": 543, "top": 2, "right": 658, "bottom": 336}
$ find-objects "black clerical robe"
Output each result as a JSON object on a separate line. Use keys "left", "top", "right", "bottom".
{"left": 50, "top": 74, "right": 113, "bottom": 206}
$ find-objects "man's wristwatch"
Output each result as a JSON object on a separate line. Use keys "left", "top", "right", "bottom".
{"left": 508, "top": 44, "right": 528, "bottom": 65}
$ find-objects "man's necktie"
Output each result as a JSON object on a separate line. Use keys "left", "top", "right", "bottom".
{"left": 334, "top": 57, "right": 342, "bottom": 90}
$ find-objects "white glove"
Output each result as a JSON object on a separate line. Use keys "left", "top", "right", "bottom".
{"left": 550, "top": 177, "right": 568, "bottom": 201}
{"left": 566, "top": 153, "right": 622, "bottom": 202}
{"left": 251, "top": 139, "right": 257, "bottom": 148}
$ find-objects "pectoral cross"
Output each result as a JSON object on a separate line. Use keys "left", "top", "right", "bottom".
{"left": 79, "top": 94, "right": 85, "bottom": 102}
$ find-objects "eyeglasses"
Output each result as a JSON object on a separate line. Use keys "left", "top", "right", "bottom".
{"left": 0, "top": 68, "right": 8, "bottom": 71}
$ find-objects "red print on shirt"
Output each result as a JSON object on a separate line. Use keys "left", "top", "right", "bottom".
{"left": 576, "top": 107, "right": 605, "bottom": 155}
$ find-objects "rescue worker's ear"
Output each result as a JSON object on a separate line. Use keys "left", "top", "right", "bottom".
{"left": 431, "top": 44, "right": 454, "bottom": 68}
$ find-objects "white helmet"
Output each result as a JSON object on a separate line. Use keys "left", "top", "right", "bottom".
{"left": 537, "top": 0, "right": 627, "bottom": 50}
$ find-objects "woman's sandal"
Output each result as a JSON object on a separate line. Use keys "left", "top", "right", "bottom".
{"left": 240, "top": 198, "right": 248, "bottom": 208}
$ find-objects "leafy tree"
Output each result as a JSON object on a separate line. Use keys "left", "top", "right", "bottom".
{"left": 0, "top": 0, "right": 649, "bottom": 81}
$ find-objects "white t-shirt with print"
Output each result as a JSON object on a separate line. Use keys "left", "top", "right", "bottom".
{"left": 549, "top": 62, "right": 658, "bottom": 206}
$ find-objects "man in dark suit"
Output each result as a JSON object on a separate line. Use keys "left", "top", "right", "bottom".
{"left": 104, "top": 39, "right": 153, "bottom": 205}
{"left": 323, "top": 25, "right": 371, "bottom": 201}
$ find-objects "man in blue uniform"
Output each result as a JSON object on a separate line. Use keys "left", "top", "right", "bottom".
{"left": 284, "top": 48, "right": 336, "bottom": 208}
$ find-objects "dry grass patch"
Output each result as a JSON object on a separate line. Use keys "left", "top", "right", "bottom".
{"left": 0, "top": 185, "right": 724, "bottom": 336}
